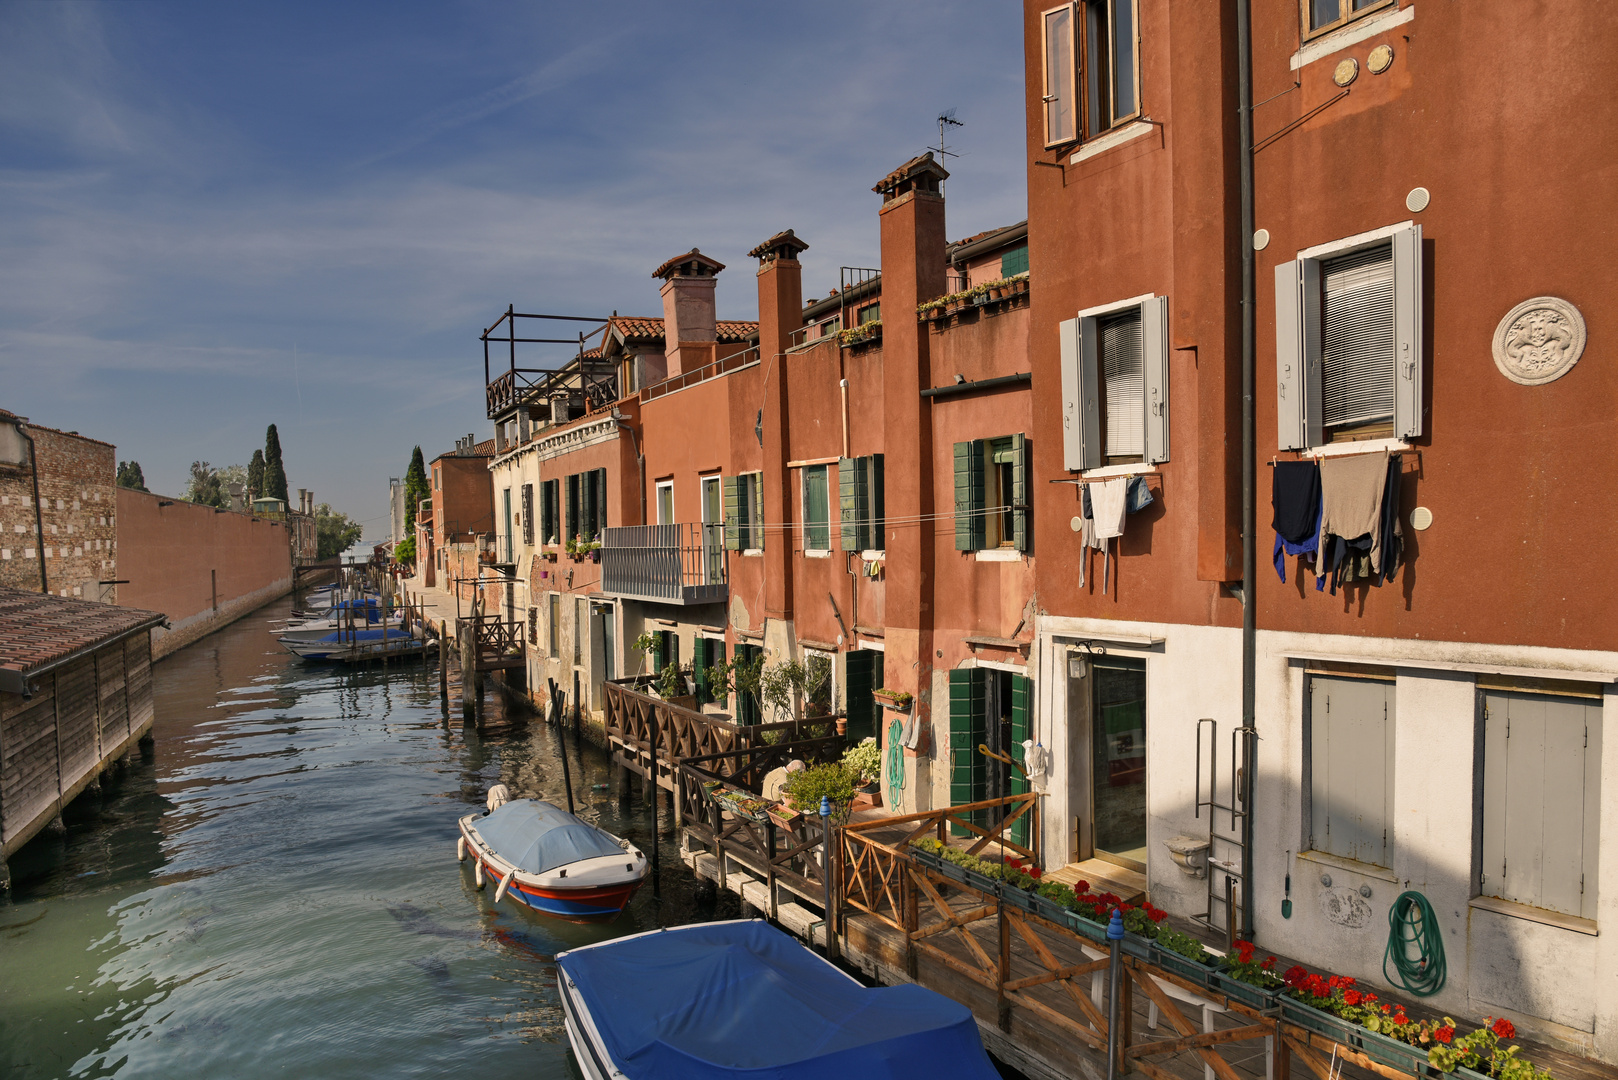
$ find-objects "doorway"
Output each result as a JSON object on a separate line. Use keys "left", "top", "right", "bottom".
{"left": 701, "top": 475, "right": 724, "bottom": 584}
{"left": 1072, "top": 655, "right": 1146, "bottom": 871}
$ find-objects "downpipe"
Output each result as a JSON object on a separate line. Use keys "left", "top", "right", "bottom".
{"left": 1236, "top": 0, "right": 1259, "bottom": 942}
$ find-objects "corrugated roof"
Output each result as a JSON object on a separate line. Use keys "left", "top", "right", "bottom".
{"left": 0, "top": 588, "right": 165, "bottom": 695}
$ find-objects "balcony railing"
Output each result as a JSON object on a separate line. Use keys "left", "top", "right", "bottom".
{"left": 600, "top": 523, "right": 727, "bottom": 606}
{"left": 639, "top": 345, "right": 759, "bottom": 402}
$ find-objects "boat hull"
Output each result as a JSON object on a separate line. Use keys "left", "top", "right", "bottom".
{"left": 458, "top": 810, "right": 646, "bottom": 923}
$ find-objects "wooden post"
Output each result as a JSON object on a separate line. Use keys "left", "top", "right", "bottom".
{"left": 710, "top": 789, "right": 724, "bottom": 892}
{"left": 904, "top": 868, "right": 919, "bottom": 980}
{"left": 1116, "top": 961, "right": 1133, "bottom": 1075}
{"left": 643, "top": 704, "right": 659, "bottom": 806}
{"left": 438, "top": 620, "right": 449, "bottom": 716}
{"left": 764, "top": 817, "right": 779, "bottom": 920}
{"left": 822, "top": 815, "right": 840, "bottom": 961}
{"left": 997, "top": 897, "right": 1012, "bottom": 1032}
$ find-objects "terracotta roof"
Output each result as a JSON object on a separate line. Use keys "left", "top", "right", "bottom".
{"left": 872, "top": 151, "right": 949, "bottom": 196}
{"left": 651, "top": 248, "right": 726, "bottom": 280}
{"left": 470, "top": 438, "right": 496, "bottom": 456}
{"left": 18, "top": 422, "right": 116, "bottom": 449}
{"left": 609, "top": 316, "right": 758, "bottom": 345}
{"left": 0, "top": 588, "right": 165, "bottom": 695}
{"left": 747, "top": 228, "right": 810, "bottom": 261}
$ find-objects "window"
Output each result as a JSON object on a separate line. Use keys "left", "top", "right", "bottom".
{"left": 1059, "top": 296, "right": 1169, "bottom": 470}
{"left": 838, "top": 455, "right": 885, "bottom": 552}
{"left": 650, "top": 629, "right": 679, "bottom": 677}
{"left": 434, "top": 466, "right": 440, "bottom": 490}
{"left": 733, "top": 642, "right": 764, "bottom": 724}
{"left": 528, "top": 606, "right": 538, "bottom": 646}
{"left": 722, "top": 472, "right": 766, "bottom": 551}
{"left": 502, "top": 488, "right": 513, "bottom": 563}
{"left": 548, "top": 592, "right": 559, "bottom": 659}
{"left": 693, "top": 636, "right": 727, "bottom": 707}
{"left": 1275, "top": 224, "right": 1422, "bottom": 450}
{"left": 1043, "top": 2, "right": 1141, "bottom": 146}
{"left": 540, "top": 479, "right": 559, "bottom": 544}
{"left": 656, "top": 481, "right": 675, "bottom": 525}
{"left": 521, "top": 484, "right": 534, "bottom": 547}
{"left": 954, "top": 435, "right": 1028, "bottom": 552}
{"left": 1001, "top": 245, "right": 1029, "bottom": 278}
{"left": 802, "top": 465, "right": 830, "bottom": 552}
{"left": 1305, "top": 0, "right": 1394, "bottom": 40}
{"left": 858, "top": 303, "right": 881, "bottom": 326}
{"left": 1306, "top": 674, "right": 1395, "bottom": 868}
{"left": 574, "top": 597, "right": 584, "bottom": 665}
{"left": 565, "top": 474, "right": 581, "bottom": 541}
{"left": 1480, "top": 690, "right": 1601, "bottom": 921}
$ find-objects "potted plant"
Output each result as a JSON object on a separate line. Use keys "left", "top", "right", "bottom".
{"left": 1209, "top": 939, "right": 1285, "bottom": 1009}
{"left": 987, "top": 279, "right": 1006, "bottom": 301}
{"left": 873, "top": 688, "right": 912, "bottom": 711}
{"left": 842, "top": 739, "right": 882, "bottom": 807}
{"left": 782, "top": 762, "right": 855, "bottom": 825}
{"left": 658, "top": 661, "right": 696, "bottom": 709}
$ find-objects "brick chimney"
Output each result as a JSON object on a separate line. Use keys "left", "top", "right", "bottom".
{"left": 875, "top": 152, "right": 948, "bottom": 714}
{"left": 652, "top": 248, "right": 725, "bottom": 377}
{"left": 749, "top": 228, "right": 809, "bottom": 621}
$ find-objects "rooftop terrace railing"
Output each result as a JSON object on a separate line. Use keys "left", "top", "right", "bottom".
{"left": 600, "top": 523, "right": 727, "bottom": 605}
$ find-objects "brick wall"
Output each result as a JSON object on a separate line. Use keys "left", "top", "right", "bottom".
{"left": 0, "top": 426, "right": 117, "bottom": 600}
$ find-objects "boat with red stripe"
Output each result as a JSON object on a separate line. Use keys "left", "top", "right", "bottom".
{"left": 458, "top": 786, "right": 647, "bottom": 921}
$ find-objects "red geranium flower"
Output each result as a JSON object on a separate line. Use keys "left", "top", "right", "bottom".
{"left": 1343, "top": 990, "right": 1362, "bottom": 1007}
{"left": 1362, "top": 992, "right": 1377, "bottom": 1005}
{"left": 1029, "top": 866, "right": 1043, "bottom": 879}
{"left": 1234, "top": 941, "right": 1255, "bottom": 964}
{"left": 1434, "top": 1027, "right": 1454, "bottom": 1045}
{"left": 1006, "top": 857, "right": 1023, "bottom": 868}
{"left": 1075, "top": 881, "right": 1090, "bottom": 892}
{"left": 1492, "top": 1018, "right": 1516, "bottom": 1040}
{"left": 1261, "top": 956, "right": 1276, "bottom": 970}
{"left": 1392, "top": 1015, "right": 1409, "bottom": 1027}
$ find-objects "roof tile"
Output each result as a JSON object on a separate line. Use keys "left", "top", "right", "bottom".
{"left": 0, "top": 588, "right": 165, "bottom": 685}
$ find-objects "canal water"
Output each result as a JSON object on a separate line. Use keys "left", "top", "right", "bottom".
{"left": 0, "top": 594, "right": 737, "bottom": 1079}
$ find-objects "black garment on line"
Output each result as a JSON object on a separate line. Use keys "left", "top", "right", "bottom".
{"left": 1270, "top": 460, "right": 1321, "bottom": 545}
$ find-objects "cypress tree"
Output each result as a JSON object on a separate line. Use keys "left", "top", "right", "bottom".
{"left": 263, "top": 424, "right": 289, "bottom": 504}
{"left": 247, "top": 449, "right": 265, "bottom": 501}
{"left": 403, "top": 446, "right": 428, "bottom": 533}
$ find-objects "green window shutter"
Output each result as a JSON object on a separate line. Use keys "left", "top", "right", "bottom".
{"left": 839, "top": 457, "right": 858, "bottom": 551}
{"left": 954, "top": 441, "right": 986, "bottom": 551}
{"left": 1001, "top": 245, "right": 1028, "bottom": 278}
{"left": 693, "top": 638, "right": 709, "bottom": 704}
{"left": 565, "top": 474, "right": 580, "bottom": 540}
{"left": 867, "top": 455, "right": 885, "bottom": 550}
{"left": 583, "top": 471, "right": 598, "bottom": 539}
{"left": 1010, "top": 432, "right": 1029, "bottom": 552}
{"left": 1009, "top": 674, "right": 1032, "bottom": 844}
{"left": 749, "top": 473, "right": 764, "bottom": 550}
{"left": 595, "top": 469, "right": 608, "bottom": 532}
{"left": 710, "top": 639, "right": 727, "bottom": 710}
{"left": 723, "top": 475, "right": 741, "bottom": 550}
{"left": 948, "top": 668, "right": 987, "bottom": 836}
{"left": 651, "top": 630, "right": 666, "bottom": 675}
{"left": 804, "top": 465, "right": 829, "bottom": 550}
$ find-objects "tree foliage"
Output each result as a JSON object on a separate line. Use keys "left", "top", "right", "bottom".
{"left": 403, "top": 445, "right": 428, "bottom": 533}
{"left": 394, "top": 535, "right": 416, "bottom": 564}
{"left": 116, "top": 461, "right": 147, "bottom": 491}
{"left": 247, "top": 449, "right": 265, "bottom": 500}
{"left": 263, "top": 424, "right": 288, "bottom": 503}
{"left": 185, "top": 461, "right": 226, "bottom": 507}
{"left": 314, "top": 502, "right": 364, "bottom": 558}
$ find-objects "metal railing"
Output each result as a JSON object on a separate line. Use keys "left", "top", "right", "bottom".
{"left": 639, "top": 346, "right": 759, "bottom": 402}
{"left": 600, "top": 523, "right": 727, "bottom": 605}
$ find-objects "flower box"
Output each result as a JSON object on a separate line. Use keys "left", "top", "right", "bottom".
{"left": 1153, "top": 946, "right": 1220, "bottom": 991}
{"left": 1277, "top": 997, "right": 1437, "bottom": 1077}
{"left": 711, "top": 788, "right": 770, "bottom": 823}
{"left": 873, "top": 689, "right": 913, "bottom": 712}
{"left": 766, "top": 805, "right": 800, "bottom": 830}
{"left": 1208, "top": 970, "right": 1283, "bottom": 1011}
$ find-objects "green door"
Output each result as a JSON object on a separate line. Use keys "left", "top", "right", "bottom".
{"left": 844, "top": 650, "right": 882, "bottom": 742}
{"left": 948, "top": 668, "right": 987, "bottom": 837}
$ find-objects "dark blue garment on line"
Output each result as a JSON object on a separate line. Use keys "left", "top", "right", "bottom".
{"left": 556, "top": 920, "right": 1000, "bottom": 1080}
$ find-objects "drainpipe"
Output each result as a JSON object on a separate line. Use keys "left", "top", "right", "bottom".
{"left": 1237, "top": 0, "right": 1258, "bottom": 942}
{"left": 839, "top": 378, "right": 850, "bottom": 459}
{"left": 21, "top": 427, "right": 47, "bottom": 593}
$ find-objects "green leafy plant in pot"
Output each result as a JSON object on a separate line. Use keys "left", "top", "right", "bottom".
{"left": 782, "top": 762, "right": 854, "bottom": 824}
{"left": 842, "top": 739, "right": 882, "bottom": 793}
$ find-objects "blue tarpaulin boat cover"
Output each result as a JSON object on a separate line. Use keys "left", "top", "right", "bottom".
{"left": 477, "top": 800, "right": 625, "bottom": 874}
{"left": 558, "top": 920, "right": 1000, "bottom": 1080}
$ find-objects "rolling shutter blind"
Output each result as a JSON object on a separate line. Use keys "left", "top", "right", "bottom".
{"left": 1481, "top": 692, "right": 1601, "bottom": 921}
{"left": 1391, "top": 224, "right": 1423, "bottom": 439}
{"left": 1101, "top": 309, "right": 1145, "bottom": 457}
{"left": 722, "top": 475, "right": 741, "bottom": 550}
{"left": 1320, "top": 243, "right": 1396, "bottom": 430}
{"left": 1010, "top": 433, "right": 1029, "bottom": 552}
{"left": 521, "top": 484, "right": 534, "bottom": 546}
{"left": 1060, "top": 317, "right": 1102, "bottom": 471}
{"left": 948, "top": 668, "right": 987, "bottom": 836}
{"left": 1141, "top": 296, "right": 1170, "bottom": 464}
{"left": 953, "top": 440, "right": 985, "bottom": 551}
{"left": 1043, "top": 4, "right": 1078, "bottom": 146}
{"left": 1309, "top": 676, "right": 1394, "bottom": 868}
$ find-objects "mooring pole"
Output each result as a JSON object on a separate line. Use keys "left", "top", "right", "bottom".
{"left": 1106, "top": 907, "right": 1124, "bottom": 1080}
{"left": 555, "top": 691, "right": 576, "bottom": 815}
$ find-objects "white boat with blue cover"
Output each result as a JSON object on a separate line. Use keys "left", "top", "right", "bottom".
{"left": 555, "top": 920, "right": 1001, "bottom": 1080}
{"left": 278, "top": 625, "right": 418, "bottom": 660}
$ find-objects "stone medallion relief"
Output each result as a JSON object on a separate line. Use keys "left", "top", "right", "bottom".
{"left": 1492, "top": 296, "right": 1587, "bottom": 385}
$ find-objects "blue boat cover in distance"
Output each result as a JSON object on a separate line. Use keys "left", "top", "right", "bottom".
{"left": 476, "top": 800, "right": 625, "bottom": 874}
{"left": 557, "top": 920, "right": 1000, "bottom": 1080}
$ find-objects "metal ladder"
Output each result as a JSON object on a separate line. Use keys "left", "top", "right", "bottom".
{"left": 1193, "top": 717, "right": 1253, "bottom": 947}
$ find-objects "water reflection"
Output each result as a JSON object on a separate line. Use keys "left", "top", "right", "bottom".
{"left": 0, "top": 595, "right": 735, "bottom": 1080}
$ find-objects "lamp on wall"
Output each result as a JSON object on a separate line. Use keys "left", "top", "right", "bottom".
{"left": 0, "top": 413, "right": 47, "bottom": 592}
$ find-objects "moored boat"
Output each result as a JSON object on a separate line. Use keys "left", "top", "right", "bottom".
{"left": 458, "top": 790, "right": 646, "bottom": 921}
{"left": 555, "top": 920, "right": 1002, "bottom": 1080}
{"left": 278, "top": 625, "right": 417, "bottom": 660}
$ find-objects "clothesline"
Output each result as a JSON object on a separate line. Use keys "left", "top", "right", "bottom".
{"left": 1266, "top": 448, "right": 1420, "bottom": 468}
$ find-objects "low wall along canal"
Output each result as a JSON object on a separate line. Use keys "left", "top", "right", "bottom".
{"left": 0, "top": 594, "right": 746, "bottom": 1079}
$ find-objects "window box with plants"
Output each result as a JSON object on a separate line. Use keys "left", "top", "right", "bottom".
{"left": 873, "top": 688, "right": 912, "bottom": 712}
{"left": 916, "top": 298, "right": 949, "bottom": 323}
{"left": 564, "top": 536, "right": 601, "bottom": 561}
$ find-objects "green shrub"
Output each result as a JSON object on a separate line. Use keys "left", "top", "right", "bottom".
{"left": 782, "top": 762, "right": 854, "bottom": 814}
{"left": 842, "top": 739, "right": 881, "bottom": 784}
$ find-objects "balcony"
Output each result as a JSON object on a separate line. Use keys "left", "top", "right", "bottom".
{"left": 600, "top": 524, "right": 727, "bottom": 606}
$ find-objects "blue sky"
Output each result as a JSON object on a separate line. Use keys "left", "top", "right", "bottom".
{"left": 0, "top": 1, "right": 1027, "bottom": 540}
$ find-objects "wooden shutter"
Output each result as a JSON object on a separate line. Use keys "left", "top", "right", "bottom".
{"left": 1101, "top": 310, "right": 1145, "bottom": 457}
{"left": 1001, "top": 245, "right": 1029, "bottom": 278}
{"left": 1275, "top": 260, "right": 1324, "bottom": 450}
{"left": 722, "top": 475, "right": 741, "bottom": 550}
{"left": 521, "top": 484, "right": 534, "bottom": 546}
{"left": 804, "top": 465, "right": 829, "bottom": 550}
{"left": 1482, "top": 692, "right": 1601, "bottom": 920}
{"left": 565, "top": 475, "right": 580, "bottom": 540}
{"left": 750, "top": 473, "right": 765, "bottom": 550}
{"left": 541, "top": 480, "right": 557, "bottom": 544}
{"left": 1042, "top": 4, "right": 1078, "bottom": 146}
{"left": 1010, "top": 674, "right": 1033, "bottom": 845}
{"left": 1010, "top": 433, "right": 1029, "bottom": 552}
{"left": 1392, "top": 224, "right": 1423, "bottom": 439}
{"left": 583, "top": 475, "right": 598, "bottom": 540}
{"left": 953, "top": 440, "right": 985, "bottom": 551}
{"left": 1142, "top": 296, "right": 1170, "bottom": 464}
{"left": 948, "top": 668, "right": 987, "bottom": 836}
{"left": 866, "top": 455, "right": 885, "bottom": 551}
{"left": 845, "top": 650, "right": 877, "bottom": 742}
{"left": 1308, "top": 676, "right": 1394, "bottom": 867}
{"left": 693, "top": 638, "right": 709, "bottom": 704}
{"left": 1320, "top": 244, "right": 1396, "bottom": 430}
{"left": 839, "top": 456, "right": 863, "bottom": 551}
{"left": 595, "top": 469, "right": 608, "bottom": 532}
{"left": 1059, "top": 317, "right": 1101, "bottom": 471}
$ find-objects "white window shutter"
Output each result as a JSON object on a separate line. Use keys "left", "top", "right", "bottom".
{"left": 1059, "top": 317, "right": 1100, "bottom": 471}
{"left": 1274, "top": 261, "right": 1307, "bottom": 450}
{"left": 1141, "top": 296, "right": 1170, "bottom": 463}
{"left": 1392, "top": 224, "right": 1423, "bottom": 439}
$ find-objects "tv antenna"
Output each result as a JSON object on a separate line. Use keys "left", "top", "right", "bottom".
{"left": 935, "top": 109, "right": 963, "bottom": 194}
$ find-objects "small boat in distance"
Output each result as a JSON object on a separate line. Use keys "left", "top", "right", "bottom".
{"left": 556, "top": 920, "right": 1002, "bottom": 1080}
{"left": 458, "top": 788, "right": 646, "bottom": 921}
{"left": 278, "top": 625, "right": 417, "bottom": 660}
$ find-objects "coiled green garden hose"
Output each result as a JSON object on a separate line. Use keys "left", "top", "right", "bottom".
{"left": 1384, "top": 890, "right": 1446, "bottom": 997}
{"left": 885, "top": 718, "right": 906, "bottom": 795}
